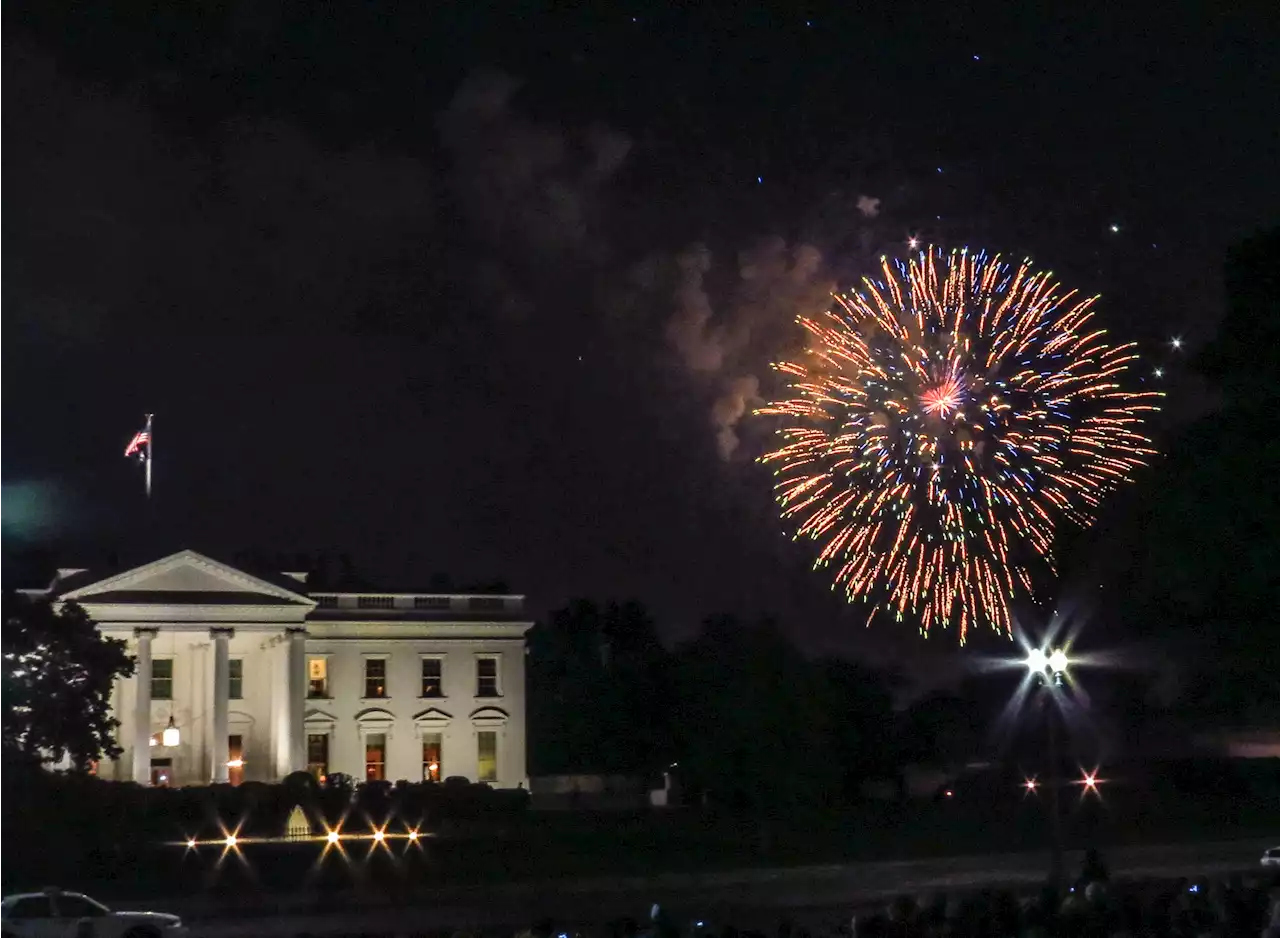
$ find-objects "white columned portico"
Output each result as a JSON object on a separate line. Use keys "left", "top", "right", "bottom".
{"left": 210, "top": 628, "right": 234, "bottom": 783}
{"left": 133, "top": 627, "right": 158, "bottom": 785}
{"left": 287, "top": 628, "right": 307, "bottom": 774}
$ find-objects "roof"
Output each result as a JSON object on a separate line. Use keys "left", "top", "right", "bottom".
{"left": 69, "top": 590, "right": 297, "bottom": 606}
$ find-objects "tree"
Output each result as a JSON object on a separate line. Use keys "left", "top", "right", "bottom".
{"left": 671, "top": 616, "right": 839, "bottom": 814}
{"left": 527, "top": 599, "right": 673, "bottom": 776}
{"left": 2, "top": 593, "right": 134, "bottom": 770}
{"left": 1116, "top": 228, "right": 1280, "bottom": 725}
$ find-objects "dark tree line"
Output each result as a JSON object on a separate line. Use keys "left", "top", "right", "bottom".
{"left": 1114, "top": 227, "right": 1280, "bottom": 728}
{"left": 526, "top": 601, "right": 952, "bottom": 810}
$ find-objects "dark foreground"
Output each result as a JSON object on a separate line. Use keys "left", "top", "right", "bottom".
{"left": 135, "top": 837, "right": 1277, "bottom": 936}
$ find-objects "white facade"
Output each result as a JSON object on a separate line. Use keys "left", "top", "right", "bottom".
{"left": 36, "top": 550, "right": 533, "bottom": 789}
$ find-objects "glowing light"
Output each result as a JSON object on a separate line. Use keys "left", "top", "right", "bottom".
{"left": 226, "top": 759, "right": 244, "bottom": 768}
{"left": 907, "top": 235, "right": 921, "bottom": 250}
{"left": 224, "top": 835, "right": 237, "bottom": 847}
{"left": 1110, "top": 224, "right": 1120, "bottom": 233}
{"left": 1024, "top": 777, "right": 1039, "bottom": 792}
{"left": 327, "top": 831, "right": 339, "bottom": 844}
{"left": 1153, "top": 367, "right": 1164, "bottom": 378}
{"left": 186, "top": 838, "right": 197, "bottom": 848}
{"left": 1082, "top": 771, "right": 1098, "bottom": 789}
{"left": 1026, "top": 649, "right": 1048, "bottom": 672}
{"left": 757, "top": 246, "right": 1161, "bottom": 642}
{"left": 408, "top": 830, "right": 419, "bottom": 841}
{"left": 373, "top": 830, "right": 385, "bottom": 843}
{"left": 162, "top": 716, "right": 180, "bottom": 748}
{"left": 1047, "top": 649, "right": 1069, "bottom": 674}
{"left": 1171, "top": 336, "right": 1183, "bottom": 350}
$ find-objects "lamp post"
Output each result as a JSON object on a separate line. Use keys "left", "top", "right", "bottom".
{"left": 1026, "top": 646, "right": 1069, "bottom": 888}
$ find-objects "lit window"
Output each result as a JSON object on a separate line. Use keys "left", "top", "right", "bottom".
{"left": 308, "top": 658, "right": 329, "bottom": 698}
{"left": 477, "top": 731, "right": 497, "bottom": 783}
{"left": 421, "top": 658, "right": 443, "bottom": 697}
{"left": 150, "top": 757, "right": 173, "bottom": 787}
{"left": 422, "top": 733, "right": 442, "bottom": 782}
{"left": 365, "top": 733, "right": 386, "bottom": 781}
{"left": 414, "top": 596, "right": 451, "bottom": 610}
{"left": 228, "top": 659, "right": 243, "bottom": 700}
{"left": 476, "top": 657, "right": 499, "bottom": 697}
{"left": 358, "top": 596, "right": 395, "bottom": 609}
{"left": 228, "top": 734, "right": 244, "bottom": 786}
{"left": 307, "top": 733, "right": 329, "bottom": 779}
{"left": 364, "top": 658, "right": 388, "bottom": 698}
{"left": 151, "top": 659, "right": 174, "bottom": 701}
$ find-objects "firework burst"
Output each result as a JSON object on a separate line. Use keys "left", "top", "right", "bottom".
{"left": 757, "top": 247, "right": 1161, "bottom": 642}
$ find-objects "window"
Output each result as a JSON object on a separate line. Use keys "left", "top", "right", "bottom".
{"left": 228, "top": 735, "right": 244, "bottom": 786}
{"left": 414, "top": 596, "right": 451, "bottom": 610}
{"left": 307, "top": 734, "right": 329, "bottom": 780}
{"left": 151, "top": 757, "right": 173, "bottom": 787}
{"left": 422, "top": 733, "right": 442, "bottom": 782}
{"left": 364, "top": 658, "right": 387, "bottom": 698}
{"left": 421, "top": 657, "right": 443, "bottom": 697}
{"left": 308, "top": 658, "right": 329, "bottom": 698}
{"left": 358, "top": 595, "right": 395, "bottom": 609}
{"left": 364, "top": 733, "right": 386, "bottom": 781}
{"left": 469, "top": 596, "right": 505, "bottom": 612}
{"left": 151, "top": 658, "right": 173, "bottom": 700}
{"left": 476, "top": 656, "right": 499, "bottom": 697}
{"left": 54, "top": 895, "right": 108, "bottom": 918}
{"left": 477, "top": 731, "right": 497, "bottom": 783}
{"left": 314, "top": 595, "right": 338, "bottom": 608}
{"left": 228, "top": 659, "right": 244, "bottom": 700}
{"left": 6, "top": 896, "right": 53, "bottom": 920}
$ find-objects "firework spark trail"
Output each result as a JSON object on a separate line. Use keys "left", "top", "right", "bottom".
{"left": 757, "top": 247, "right": 1162, "bottom": 643}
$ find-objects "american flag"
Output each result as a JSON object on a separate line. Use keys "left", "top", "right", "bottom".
{"left": 125, "top": 429, "right": 150, "bottom": 460}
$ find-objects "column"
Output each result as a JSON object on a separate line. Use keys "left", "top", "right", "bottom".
{"left": 287, "top": 628, "right": 307, "bottom": 775}
{"left": 133, "top": 628, "right": 158, "bottom": 785}
{"left": 210, "top": 628, "right": 234, "bottom": 783}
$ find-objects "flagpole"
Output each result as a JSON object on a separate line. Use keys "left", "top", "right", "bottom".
{"left": 145, "top": 413, "right": 153, "bottom": 499}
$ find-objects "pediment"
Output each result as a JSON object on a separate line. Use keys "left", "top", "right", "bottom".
{"left": 59, "top": 550, "right": 314, "bottom": 607}
{"left": 412, "top": 707, "right": 454, "bottom": 728}
{"left": 469, "top": 706, "right": 510, "bottom": 726}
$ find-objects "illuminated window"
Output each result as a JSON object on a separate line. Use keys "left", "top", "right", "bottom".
{"left": 151, "top": 659, "right": 174, "bottom": 701}
{"left": 422, "top": 733, "right": 442, "bottom": 782}
{"left": 364, "top": 658, "right": 387, "bottom": 698}
{"left": 364, "top": 733, "right": 386, "bottom": 781}
{"left": 228, "top": 659, "right": 244, "bottom": 700}
{"left": 307, "top": 658, "right": 329, "bottom": 698}
{"left": 477, "top": 731, "right": 497, "bottom": 783}
{"left": 358, "top": 596, "right": 395, "bottom": 609}
{"left": 307, "top": 734, "right": 329, "bottom": 779}
{"left": 228, "top": 735, "right": 244, "bottom": 786}
{"left": 476, "top": 656, "right": 499, "bottom": 697}
{"left": 150, "top": 757, "right": 173, "bottom": 787}
{"left": 414, "top": 596, "right": 451, "bottom": 610}
{"left": 421, "top": 657, "right": 443, "bottom": 697}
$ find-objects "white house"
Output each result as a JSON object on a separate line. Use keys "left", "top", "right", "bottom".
{"left": 29, "top": 549, "right": 533, "bottom": 789}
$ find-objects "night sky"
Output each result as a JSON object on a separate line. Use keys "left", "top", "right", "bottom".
{"left": 4, "top": 5, "right": 1279, "bottom": 677}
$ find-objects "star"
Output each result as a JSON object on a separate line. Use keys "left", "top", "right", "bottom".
{"left": 1171, "top": 336, "right": 1183, "bottom": 350}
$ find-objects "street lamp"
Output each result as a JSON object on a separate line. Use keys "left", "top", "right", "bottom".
{"left": 1026, "top": 646, "right": 1070, "bottom": 888}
